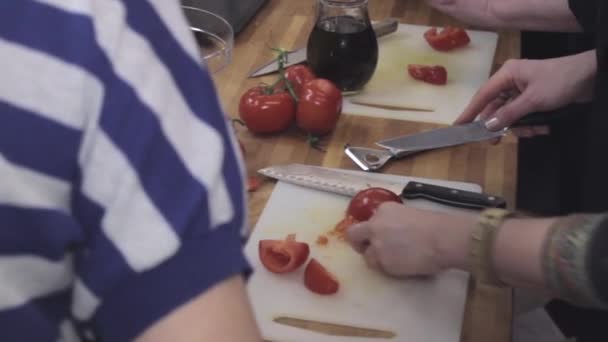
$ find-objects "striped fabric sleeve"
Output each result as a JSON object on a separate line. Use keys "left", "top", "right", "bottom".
{"left": 542, "top": 213, "right": 608, "bottom": 309}
{"left": 52, "top": 1, "right": 250, "bottom": 340}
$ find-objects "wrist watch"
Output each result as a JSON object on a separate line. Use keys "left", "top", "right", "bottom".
{"left": 470, "top": 208, "right": 512, "bottom": 287}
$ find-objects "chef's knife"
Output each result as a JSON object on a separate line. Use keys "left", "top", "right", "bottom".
{"left": 248, "top": 18, "right": 399, "bottom": 78}
{"left": 273, "top": 316, "right": 396, "bottom": 338}
{"left": 376, "top": 120, "right": 506, "bottom": 153}
{"left": 258, "top": 164, "right": 506, "bottom": 210}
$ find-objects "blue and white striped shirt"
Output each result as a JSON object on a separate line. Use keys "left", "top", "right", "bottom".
{"left": 0, "top": 1, "right": 249, "bottom": 340}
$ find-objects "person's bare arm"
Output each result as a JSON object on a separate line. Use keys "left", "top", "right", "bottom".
{"left": 436, "top": 214, "right": 557, "bottom": 289}
{"left": 347, "top": 203, "right": 608, "bottom": 308}
{"left": 427, "top": 0, "right": 582, "bottom": 32}
{"left": 136, "top": 275, "right": 261, "bottom": 342}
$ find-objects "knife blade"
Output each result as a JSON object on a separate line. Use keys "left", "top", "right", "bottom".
{"left": 273, "top": 316, "right": 396, "bottom": 338}
{"left": 375, "top": 120, "right": 506, "bottom": 153}
{"left": 248, "top": 18, "right": 399, "bottom": 78}
{"left": 258, "top": 164, "right": 506, "bottom": 209}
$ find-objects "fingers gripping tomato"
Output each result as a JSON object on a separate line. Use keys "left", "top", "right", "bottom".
{"left": 239, "top": 87, "right": 296, "bottom": 134}
{"left": 347, "top": 188, "right": 402, "bottom": 222}
{"left": 258, "top": 236, "right": 310, "bottom": 274}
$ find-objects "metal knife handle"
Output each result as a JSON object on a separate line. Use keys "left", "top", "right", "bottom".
{"left": 372, "top": 18, "right": 399, "bottom": 38}
{"left": 401, "top": 182, "right": 507, "bottom": 210}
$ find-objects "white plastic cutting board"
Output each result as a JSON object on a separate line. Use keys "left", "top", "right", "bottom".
{"left": 343, "top": 23, "right": 498, "bottom": 124}
{"left": 245, "top": 171, "right": 481, "bottom": 342}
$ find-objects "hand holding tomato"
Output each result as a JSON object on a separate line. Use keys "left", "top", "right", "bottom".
{"left": 239, "top": 86, "right": 296, "bottom": 134}
{"left": 297, "top": 79, "right": 343, "bottom": 136}
{"left": 346, "top": 203, "right": 462, "bottom": 277}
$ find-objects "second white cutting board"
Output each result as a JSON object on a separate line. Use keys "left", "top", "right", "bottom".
{"left": 343, "top": 23, "right": 498, "bottom": 124}
{"left": 245, "top": 171, "right": 480, "bottom": 342}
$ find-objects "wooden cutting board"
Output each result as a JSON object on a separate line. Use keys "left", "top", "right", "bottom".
{"left": 245, "top": 171, "right": 481, "bottom": 342}
{"left": 342, "top": 23, "right": 498, "bottom": 125}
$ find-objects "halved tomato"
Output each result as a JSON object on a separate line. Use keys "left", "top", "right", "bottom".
{"left": 304, "top": 258, "right": 339, "bottom": 295}
{"left": 259, "top": 236, "right": 310, "bottom": 274}
{"left": 424, "top": 27, "right": 470, "bottom": 51}
{"left": 347, "top": 188, "right": 402, "bottom": 222}
{"left": 408, "top": 64, "right": 448, "bottom": 85}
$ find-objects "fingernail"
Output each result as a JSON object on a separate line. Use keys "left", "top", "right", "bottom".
{"left": 485, "top": 117, "right": 500, "bottom": 130}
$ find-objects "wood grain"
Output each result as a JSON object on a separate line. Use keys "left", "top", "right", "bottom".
{"left": 212, "top": 1, "right": 519, "bottom": 341}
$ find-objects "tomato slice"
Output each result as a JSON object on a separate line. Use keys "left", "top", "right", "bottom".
{"left": 247, "top": 176, "right": 263, "bottom": 192}
{"left": 424, "top": 27, "right": 470, "bottom": 51}
{"left": 408, "top": 64, "right": 448, "bottom": 85}
{"left": 330, "top": 215, "right": 359, "bottom": 239}
{"left": 259, "top": 237, "right": 310, "bottom": 274}
{"left": 304, "top": 258, "right": 339, "bottom": 295}
{"left": 347, "top": 188, "right": 402, "bottom": 222}
{"left": 316, "top": 235, "right": 329, "bottom": 246}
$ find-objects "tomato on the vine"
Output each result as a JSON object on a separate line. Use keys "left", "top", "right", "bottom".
{"left": 239, "top": 87, "right": 296, "bottom": 134}
{"left": 296, "top": 79, "right": 343, "bottom": 136}
{"left": 283, "top": 65, "right": 316, "bottom": 98}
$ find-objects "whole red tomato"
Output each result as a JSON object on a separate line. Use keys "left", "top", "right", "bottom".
{"left": 239, "top": 86, "right": 296, "bottom": 134}
{"left": 347, "top": 188, "right": 402, "bottom": 222}
{"left": 296, "top": 79, "right": 343, "bottom": 136}
{"left": 284, "top": 65, "right": 316, "bottom": 98}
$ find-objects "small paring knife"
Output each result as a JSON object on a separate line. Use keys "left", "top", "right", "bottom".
{"left": 258, "top": 164, "right": 506, "bottom": 210}
{"left": 248, "top": 18, "right": 399, "bottom": 78}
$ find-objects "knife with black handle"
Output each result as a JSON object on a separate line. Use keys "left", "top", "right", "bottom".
{"left": 401, "top": 181, "right": 507, "bottom": 209}
{"left": 259, "top": 164, "right": 508, "bottom": 210}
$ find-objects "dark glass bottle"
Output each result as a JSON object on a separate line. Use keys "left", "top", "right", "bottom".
{"left": 306, "top": 0, "right": 378, "bottom": 93}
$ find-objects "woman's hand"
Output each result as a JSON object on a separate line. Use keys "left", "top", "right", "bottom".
{"left": 426, "top": 0, "right": 581, "bottom": 32}
{"left": 425, "top": 0, "right": 500, "bottom": 28}
{"left": 455, "top": 50, "right": 596, "bottom": 136}
{"left": 346, "top": 203, "right": 476, "bottom": 277}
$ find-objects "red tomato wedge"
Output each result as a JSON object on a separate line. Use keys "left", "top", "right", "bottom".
{"left": 347, "top": 188, "right": 402, "bottom": 222}
{"left": 424, "top": 27, "right": 470, "bottom": 51}
{"left": 407, "top": 64, "right": 448, "bottom": 85}
{"left": 259, "top": 237, "right": 310, "bottom": 274}
{"left": 304, "top": 258, "right": 339, "bottom": 295}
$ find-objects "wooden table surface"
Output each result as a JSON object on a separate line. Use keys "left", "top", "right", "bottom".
{"left": 213, "top": 1, "right": 520, "bottom": 341}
